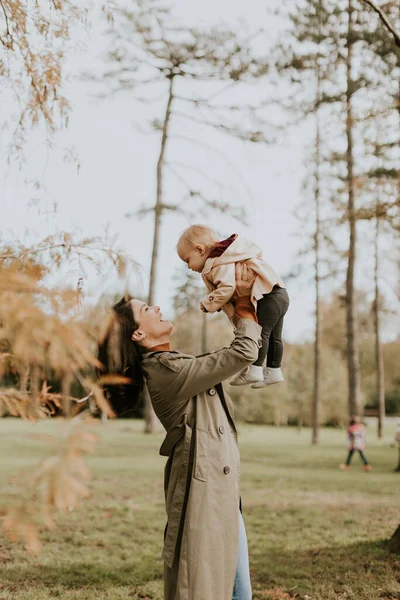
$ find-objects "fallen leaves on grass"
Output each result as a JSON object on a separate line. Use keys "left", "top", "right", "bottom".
{"left": 0, "top": 546, "right": 11, "bottom": 563}
{"left": 254, "top": 589, "right": 293, "bottom": 600}
{"left": 127, "top": 587, "right": 154, "bottom": 599}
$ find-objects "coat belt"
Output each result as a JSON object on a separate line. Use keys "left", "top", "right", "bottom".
{"left": 159, "top": 415, "right": 188, "bottom": 457}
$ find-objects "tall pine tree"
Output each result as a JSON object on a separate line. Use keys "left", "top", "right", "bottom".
{"left": 273, "top": 0, "right": 399, "bottom": 418}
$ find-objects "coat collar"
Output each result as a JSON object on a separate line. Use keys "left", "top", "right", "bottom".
{"left": 142, "top": 349, "right": 192, "bottom": 360}
{"left": 202, "top": 235, "right": 241, "bottom": 277}
{"left": 148, "top": 342, "right": 172, "bottom": 352}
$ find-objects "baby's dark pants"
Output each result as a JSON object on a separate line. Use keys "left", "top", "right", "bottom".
{"left": 254, "top": 286, "right": 290, "bottom": 368}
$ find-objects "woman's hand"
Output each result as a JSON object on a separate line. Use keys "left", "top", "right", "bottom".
{"left": 235, "top": 262, "right": 256, "bottom": 297}
{"left": 200, "top": 301, "right": 208, "bottom": 313}
{"left": 224, "top": 302, "right": 235, "bottom": 322}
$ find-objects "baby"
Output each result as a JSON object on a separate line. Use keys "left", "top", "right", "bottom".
{"left": 177, "top": 224, "right": 289, "bottom": 387}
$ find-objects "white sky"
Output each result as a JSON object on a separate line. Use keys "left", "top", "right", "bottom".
{"left": 1, "top": 0, "right": 399, "bottom": 343}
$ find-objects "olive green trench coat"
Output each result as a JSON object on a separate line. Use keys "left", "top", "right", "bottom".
{"left": 142, "top": 319, "right": 262, "bottom": 600}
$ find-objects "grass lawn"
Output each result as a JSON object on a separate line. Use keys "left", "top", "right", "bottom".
{"left": 0, "top": 418, "right": 399, "bottom": 600}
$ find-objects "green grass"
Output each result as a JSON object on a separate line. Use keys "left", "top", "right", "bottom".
{"left": 0, "top": 418, "right": 399, "bottom": 600}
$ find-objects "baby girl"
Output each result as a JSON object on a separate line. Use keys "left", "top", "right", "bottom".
{"left": 177, "top": 224, "right": 289, "bottom": 387}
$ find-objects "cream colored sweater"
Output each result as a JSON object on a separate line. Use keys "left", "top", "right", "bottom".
{"left": 201, "top": 235, "right": 285, "bottom": 317}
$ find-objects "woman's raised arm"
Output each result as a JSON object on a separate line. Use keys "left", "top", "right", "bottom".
{"left": 153, "top": 318, "right": 261, "bottom": 404}
{"left": 143, "top": 261, "right": 260, "bottom": 421}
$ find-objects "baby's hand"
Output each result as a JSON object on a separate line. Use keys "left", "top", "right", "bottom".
{"left": 235, "top": 262, "right": 256, "bottom": 297}
{"left": 200, "top": 301, "right": 208, "bottom": 313}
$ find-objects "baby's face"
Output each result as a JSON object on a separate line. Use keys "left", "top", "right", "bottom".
{"left": 177, "top": 240, "right": 208, "bottom": 273}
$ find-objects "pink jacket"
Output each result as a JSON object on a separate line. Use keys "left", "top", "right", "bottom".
{"left": 200, "top": 235, "right": 285, "bottom": 318}
{"left": 348, "top": 424, "right": 366, "bottom": 451}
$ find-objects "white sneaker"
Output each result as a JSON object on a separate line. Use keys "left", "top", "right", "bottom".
{"left": 251, "top": 367, "right": 284, "bottom": 389}
{"left": 230, "top": 365, "right": 263, "bottom": 386}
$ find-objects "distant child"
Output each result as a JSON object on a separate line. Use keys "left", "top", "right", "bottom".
{"left": 395, "top": 422, "right": 400, "bottom": 473}
{"left": 177, "top": 224, "right": 289, "bottom": 388}
{"left": 340, "top": 417, "right": 371, "bottom": 472}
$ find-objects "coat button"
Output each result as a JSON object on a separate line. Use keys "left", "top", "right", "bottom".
{"left": 223, "top": 466, "right": 230, "bottom": 475}
{"left": 208, "top": 388, "right": 216, "bottom": 396}
{"left": 218, "top": 426, "right": 225, "bottom": 435}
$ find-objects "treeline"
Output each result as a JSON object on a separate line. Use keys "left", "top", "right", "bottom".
{"left": 268, "top": 0, "right": 400, "bottom": 439}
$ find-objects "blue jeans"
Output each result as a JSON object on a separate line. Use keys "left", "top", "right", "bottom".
{"left": 232, "top": 512, "right": 252, "bottom": 600}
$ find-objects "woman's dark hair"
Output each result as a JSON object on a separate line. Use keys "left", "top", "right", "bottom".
{"left": 97, "top": 295, "right": 145, "bottom": 416}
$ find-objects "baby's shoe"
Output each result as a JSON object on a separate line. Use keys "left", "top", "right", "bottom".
{"left": 339, "top": 464, "right": 350, "bottom": 470}
{"left": 251, "top": 367, "right": 284, "bottom": 389}
{"left": 230, "top": 365, "right": 263, "bottom": 386}
{"left": 363, "top": 464, "right": 372, "bottom": 472}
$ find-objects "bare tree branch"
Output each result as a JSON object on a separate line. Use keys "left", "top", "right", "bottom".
{"left": 126, "top": 202, "right": 179, "bottom": 220}
{"left": 167, "top": 160, "right": 236, "bottom": 193}
{"left": 173, "top": 110, "right": 273, "bottom": 143}
{"left": 165, "top": 163, "right": 194, "bottom": 194}
{"left": 169, "top": 134, "right": 255, "bottom": 203}
{"left": 0, "top": 0, "right": 11, "bottom": 37}
{"left": 361, "top": 0, "right": 400, "bottom": 47}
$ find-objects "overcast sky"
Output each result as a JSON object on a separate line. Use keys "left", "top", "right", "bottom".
{"left": 1, "top": 0, "right": 398, "bottom": 343}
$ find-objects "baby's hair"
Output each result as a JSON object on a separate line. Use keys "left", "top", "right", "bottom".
{"left": 178, "top": 224, "right": 219, "bottom": 251}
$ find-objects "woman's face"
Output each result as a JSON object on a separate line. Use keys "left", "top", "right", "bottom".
{"left": 130, "top": 299, "right": 173, "bottom": 347}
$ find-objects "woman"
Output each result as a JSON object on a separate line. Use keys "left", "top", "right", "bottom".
{"left": 99, "top": 264, "right": 261, "bottom": 600}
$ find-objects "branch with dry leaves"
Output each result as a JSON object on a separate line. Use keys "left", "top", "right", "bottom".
{"left": 0, "top": 229, "right": 143, "bottom": 551}
{"left": 0, "top": 381, "right": 68, "bottom": 420}
{"left": 0, "top": 0, "right": 85, "bottom": 151}
{"left": 1, "top": 416, "right": 98, "bottom": 555}
{"left": 0, "top": 232, "right": 138, "bottom": 410}
{"left": 0, "top": 231, "right": 136, "bottom": 276}
{"left": 0, "top": 1, "right": 118, "bottom": 153}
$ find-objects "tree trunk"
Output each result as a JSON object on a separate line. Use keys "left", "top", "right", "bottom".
{"left": 144, "top": 75, "right": 175, "bottom": 434}
{"left": 312, "top": 55, "right": 322, "bottom": 446}
{"left": 388, "top": 524, "right": 400, "bottom": 553}
{"left": 396, "top": 445, "right": 400, "bottom": 471}
{"left": 373, "top": 217, "right": 385, "bottom": 438}
{"left": 383, "top": 22, "right": 400, "bottom": 561}
{"left": 61, "top": 371, "right": 73, "bottom": 419}
{"left": 345, "top": 0, "right": 361, "bottom": 418}
{"left": 19, "top": 365, "right": 29, "bottom": 392}
{"left": 274, "top": 397, "right": 281, "bottom": 427}
{"left": 30, "top": 365, "right": 40, "bottom": 399}
{"left": 148, "top": 76, "right": 175, "bottom": 306}
{"left": 312, "top": 178, "right": 321, "bottom": 443}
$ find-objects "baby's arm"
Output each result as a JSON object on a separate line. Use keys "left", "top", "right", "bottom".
{"left": 201, "top": 263, "right": 236, "bottom": 313}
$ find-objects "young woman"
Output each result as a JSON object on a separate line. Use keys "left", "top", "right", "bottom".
{"left": 98, "top": 264, "right": 261, "bottom": 600}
